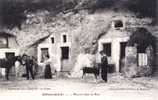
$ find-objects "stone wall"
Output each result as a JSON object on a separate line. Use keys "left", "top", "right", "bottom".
{"left": 124, "top": 45, "right": 155, "bottom": 77}
{"left": 124, "top": 46, "right": 137, "bottom": 77}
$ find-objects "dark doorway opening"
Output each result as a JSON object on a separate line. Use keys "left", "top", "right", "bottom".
{"left": 5, "top": 52, "right": 15, "bottom": 59}
{"left": 61, "top": 47, "right": 69, "bottom": 60}
{"left": 119, "top": 42, "right": 127, "bottom": 72}
{"left": 61, "top": 46, "right": 69, "bottom": 71}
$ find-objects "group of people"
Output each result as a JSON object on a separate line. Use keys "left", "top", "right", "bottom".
{"left": 21, "top": 54, "right": 36, "bottom": 80}
{"left": 2, "top": 53, "right": 55, "bottom": 80}
{"left": 15, "top": 54, "right": 37, "bottom": 80}
{"left": 2, "top": 50, "right": 109, "bottom": 82}
{"left": 16, "top": 54, "right": 53, "bottom": 80}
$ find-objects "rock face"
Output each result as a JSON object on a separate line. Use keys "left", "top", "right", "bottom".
{"left": 124, "top": 45, "right": 155, "bottom": 78}
{"left": 124, "top": 46, "right": 138, "bottom": 77}
{"left": 8, "top": 9, "right": 152, "bottom": 55}
{"left": 5, "top": 9, "right": 155, "bottom": 77}
{"left": 137, "top": 45, "right": 154, "bottom": 76}
{"left": 71, "top": 53, "right": 96, "bottom": 77}
{"left": 123, "top": 27, "right": 157, "bottom": 77}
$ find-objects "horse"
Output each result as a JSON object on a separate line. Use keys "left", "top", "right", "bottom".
{"left": 0, "top": 56, "right": 19, "bottom": 80}
{"left": 82, "top": 66, "right": 100, "bottom": 79}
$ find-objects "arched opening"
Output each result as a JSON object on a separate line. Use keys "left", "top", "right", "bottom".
{"left": 126, "top": 27, "right": 157, "bottom": 76}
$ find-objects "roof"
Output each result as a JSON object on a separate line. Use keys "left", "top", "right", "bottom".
{"left": 28, "top": 34, "right": 50, "bottom": 47}
{"left": 0, "top": 30, "right": 15, "bottom": 37}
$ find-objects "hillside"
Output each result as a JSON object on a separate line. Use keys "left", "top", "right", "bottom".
{"left": 5, "top": 9, "right": 151, "bottom": 56}
{"left": 0, "top": 0, "right": 156, "bottom": 29}
{"left": 0, "top": 0, "right": 156, "bottom": 56}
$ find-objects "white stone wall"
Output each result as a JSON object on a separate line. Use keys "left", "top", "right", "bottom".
{"left": 37, "top": 31, "right": 73, "bottom": 72}
{"left": 8, "top": 37, "right": 18, "bottom": 48}
{"left": 98, "top": 28, "right": 130, "bottom": 73}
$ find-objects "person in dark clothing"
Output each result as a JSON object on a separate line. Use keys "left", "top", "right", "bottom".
{"left": 23, "top": 55, "right": 34, "bottom": 80}
{"left": 5, "top": 58, "right": 13, "bottom": 80}
{"left": 43, "top": 55, "right": 52, "bottom": 79}
{"left": 100, "top": 51, "right": 108, "bottom": 82}
{"left": 31, "top": 56, "right": 38, "bottom": 76}
{"left": 4, "top": 55, "right": 16, "bottom": 80}
{"left": 44, "top": 64, "right": 52, "bottom": 79}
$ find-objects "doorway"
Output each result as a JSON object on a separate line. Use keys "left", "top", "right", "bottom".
{"left": 61, "top": 46, "right": 69, "bottom": 71}
{"left": 5, "top": 52, "right": 15, "bottom": 59}
{"left": 119, "top": 42, "right": 127, "bottom": 72}
{"left": 103, "top": 43, "right": 115, "bottom": 73}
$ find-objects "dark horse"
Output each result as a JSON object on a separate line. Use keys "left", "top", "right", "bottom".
{"left": 82, "top": 67, "right": 100, "bottom": 79}
{"left": 0, "top": 56, "right": 18, "bottom": 80}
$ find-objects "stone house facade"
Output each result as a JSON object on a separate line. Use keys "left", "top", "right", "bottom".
{"left": 6, "top": 9, "right": 157, "bottom": 77}
{"left": 36, "top": 11, "right": 156, "bottom": 76}
{"left": 98, "top": 16, "right": 131, "bottom": 73}
{"left": 98, "top": 16, "right": 157, "bottom": 76}
{"left": 0, "top": 31, "right": 19, "bottom": 58}
{"left": 37, "top": 28, "right": 73, "bottom": 72}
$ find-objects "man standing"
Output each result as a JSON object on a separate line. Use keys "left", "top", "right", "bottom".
{"left": 5, "top": 56, "right": 13, "bottom": 80}
{"left": 96, "top": 51, "right": 102, "bottom": 71}
{"left": 100, "top": 51, "right": 108, "bottom": 82}
{"left": 23, "top": 55, "right": 34, "bottom": 80}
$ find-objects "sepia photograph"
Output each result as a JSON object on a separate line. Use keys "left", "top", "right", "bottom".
{"left": 0, "top": 0, "right": 157, "bottom": 99}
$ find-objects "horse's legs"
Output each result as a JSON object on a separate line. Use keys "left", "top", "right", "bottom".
{"left": 82, "top": 72, "right": 85, "bottom": 79}
{"left": 5, "top": 67, "right": 11, "bottom": 80}
{"left": 94, "top": 73, "right": 98, "bottom": 80}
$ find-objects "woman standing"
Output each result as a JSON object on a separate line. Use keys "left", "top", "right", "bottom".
{"left": 15, "top": 56, "right": 22, "bottom": 77}
{"left": 43, "top": 55, "right": 52, "bottom": 79}
{"left": 100, "top": 51, "right": 108, "bottom": 82}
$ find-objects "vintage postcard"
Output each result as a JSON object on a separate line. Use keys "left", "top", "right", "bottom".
{"left": 0, "top": 0, "right": 157, "bottom": 100}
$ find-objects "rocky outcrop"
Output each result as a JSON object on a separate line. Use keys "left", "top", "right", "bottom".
{"left": 71, "top": 53, "right": 96, "bottom": 77}
{"left": 124, "top": 45, "right": 155, "bottom": 77}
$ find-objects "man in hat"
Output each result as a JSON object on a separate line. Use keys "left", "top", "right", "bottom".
{"left": 22, "top": 54, "right": 34, "bottom": 80}
{"left": 100, "top": 50, "right": 108, "bottom": 82}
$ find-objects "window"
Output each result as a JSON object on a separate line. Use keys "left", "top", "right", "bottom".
{"left": 103, "top": 43, "right": 111, "bottom": 57}
{"left": 138, "top": 53, "right": 147, "bottom": 66}
{"left": 5, "top": 52, "right": 15, "bottom": 59}
{"left": 114, "top": 20, "right": 123, "bottom": 28}
{"left": 51, "top": 37, "right": 54, "bottom": 44}
{"left": 61, "top": 47, "right": 69, "bottom": 59}
{"left": 41, "top": 48, "right": 49, "bottom": 62}
{"left": 0, "top": 37, "right": 8, "bottom": 48}
{"left": 63, "top": 35, "right": 67, "bottom": 43}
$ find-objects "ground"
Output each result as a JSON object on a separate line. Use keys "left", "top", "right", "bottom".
{"left": 0, "top": 73, "right": 158, "bottom": 99}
